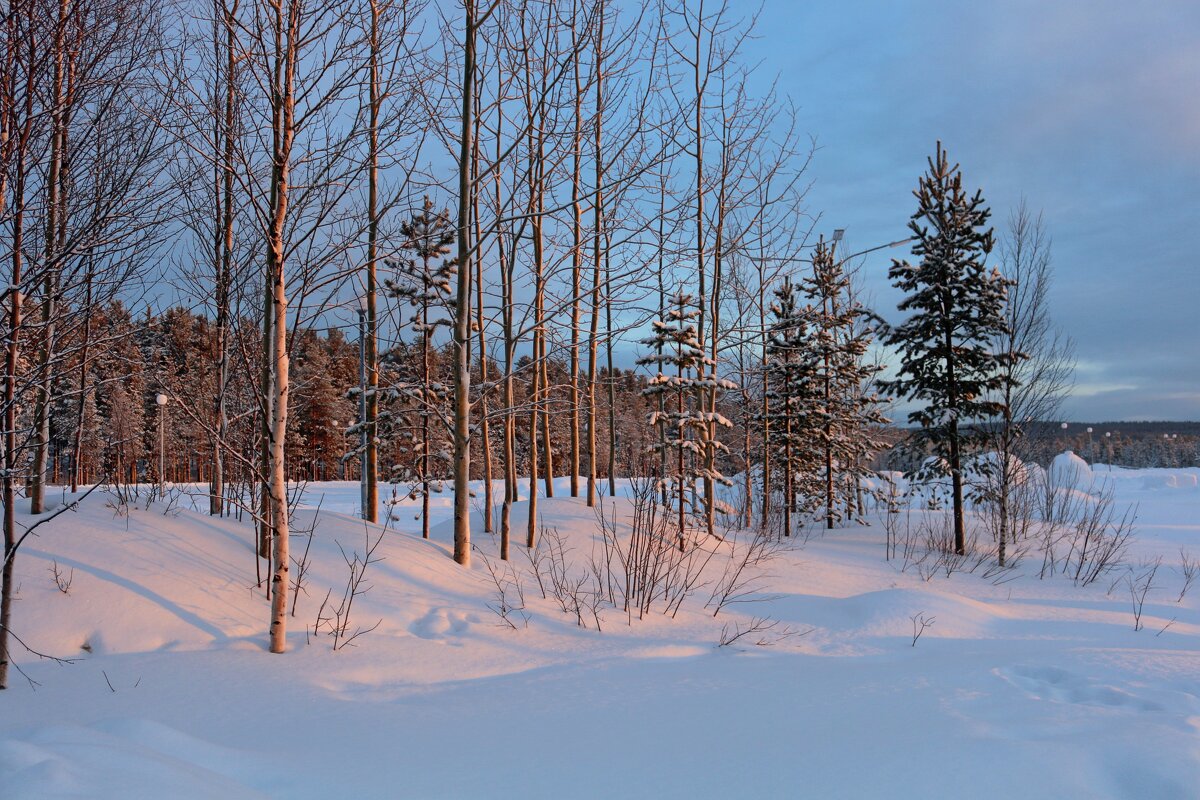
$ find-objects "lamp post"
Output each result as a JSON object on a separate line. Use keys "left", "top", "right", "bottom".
{"left": 357, "top": 295, "right": 368, "bottom": 520}
{"left": 830, "top": 228, "right": 845, "bottom": 261}
{"left": 332, "top": 420, "right": 342, "bottom": 480}
{"left": 155, "top": 393, "right": 168, "bottom": 496}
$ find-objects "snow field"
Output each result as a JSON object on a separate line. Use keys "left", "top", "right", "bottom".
{"left": 1, "top": 465, "right": 1198, "bottom": 798}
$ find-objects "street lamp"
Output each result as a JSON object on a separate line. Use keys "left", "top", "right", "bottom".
{"left": 357, "top": 295, "right": 368, "bottom": 520}
{"left": 155, "top": 393, "right": 168, "bottom": 496}
{"left": 332, "top": 420, "right": 342, "bottom": 479}
{"left": 830, "top": 228, "right": 846, "bottom": 261}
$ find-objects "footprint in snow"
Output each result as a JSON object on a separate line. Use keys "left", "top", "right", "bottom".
{"left": 408, "top": 608, "right": 472, "bottom": 640}
{"left": 998, "top": 665, "right": 1164, "bottom": 713}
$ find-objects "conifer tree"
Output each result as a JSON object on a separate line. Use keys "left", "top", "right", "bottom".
{"left": 638, "top": 292, "right": 734, "bottom": 545}
{"left": 763, "top": 276, "right": 820, "bottom": 538}
{"left": 881, "top": 142, "right": 1011, "bottom": 555}
{"left": 386, "top": 197, "right": 456, "bottom": 539}
{"left": 804, "top": 238, "right": 887, "bottom": 529}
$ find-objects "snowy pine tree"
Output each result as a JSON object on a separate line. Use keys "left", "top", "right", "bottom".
{"left": 881, "top": 142, "right": 1012, "bottom": 555}
{"left": 638, "top": 292, "right": 735, "bottom": 544}
{"left": 763, "top": 276, "right": 821, "bottom": 538}
{"left": 385, "top": 197, "right": 456, "bottom": 539}
{"left": 803, "top": 238, "right": 888, "bottom": 529}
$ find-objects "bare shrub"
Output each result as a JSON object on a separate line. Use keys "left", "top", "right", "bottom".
{"left": 1126, "top": 557, "right": 1161, "bottom": 632}
{"left": 1177, "top": 549, "right": 1197, "bottom": 603}
{"left": 310, "top": 523, "right": 386, "bottom": 650}
{"left": 590, "top": 476, "right": 719, "bottom": 623}
{"left": 523, "top": 525, "right": 603, "bottom": 631}
{"left": 1067, "top": 487, "right": 1136, "bottom": 587}
{"left": 49, "top": 561, "right": 73, "bottom": 595}
{"left": 289, "top": 500, "right": 322, "bottom": 617}
{"left": 882, "top": 476, "right": 904, "bottom": 561}
{"left": 717, "top": 616, "right": 807, "bottom": 648}
{"left": 1031, "top": 465, "right": 1088, "bottom": 531}
{"left": 910, "top": 612, "right": 935, "bottom": 646}
{"left": 1017, "top": 468, "right": 1137, "bottom": 585}
{"left": 706, "top": 524, "right": 789, "bottom": 617}
{"left": 478, "top": 549, "right": 529, "bottom": 630}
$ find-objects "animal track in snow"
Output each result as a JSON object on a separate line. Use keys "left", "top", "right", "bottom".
{"left": 408, "top": 607, "right": 472, "bottom": 640}
{"left": 999, "top": 665, "right": 1164, "bottom": 713}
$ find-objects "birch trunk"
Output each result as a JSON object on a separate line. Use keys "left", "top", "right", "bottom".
{"left": 585, "top": 4, "right": 605, "bottom": 508}
{"left": 266, "top": 0, "right": 297, "bottom": 653}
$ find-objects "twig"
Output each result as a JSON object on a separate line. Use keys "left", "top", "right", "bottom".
{"left": 910, "top": 613, "right": 935, "bottom": 647}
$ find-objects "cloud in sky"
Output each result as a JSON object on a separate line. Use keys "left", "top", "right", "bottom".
{"left": 748, "top": 0, "right": 1200, "bottom": 420}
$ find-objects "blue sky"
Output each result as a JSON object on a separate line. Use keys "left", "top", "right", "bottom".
{"left": 748, "top": 0, "right": 1200, "bottom": 420}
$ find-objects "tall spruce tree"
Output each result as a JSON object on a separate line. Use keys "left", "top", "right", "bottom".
{"left": 882, "top": 142, "right": 1011, "bottom": 555}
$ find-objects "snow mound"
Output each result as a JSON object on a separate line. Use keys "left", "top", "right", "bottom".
{"left": 963, "top": 451, "right": 1036, "bottom": 488}
{"left": 1050, "top": 450, "right": 1093, "bottom": 491}
{"left": 1, "top": 720, "right": 270, "bottom": 799}
{"left": 1140, "top": 472, "right": 1199, "bottom": 490}
{"left": 1023, "top": 461, "right": 1048, "bottom": 489}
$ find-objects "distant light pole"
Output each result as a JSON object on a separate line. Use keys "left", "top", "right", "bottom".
{"left": 156, "top": 393, "right": 168, "bottom": 495}
{"left": 332, "top": 420, "right": 343, "bottom": 479}
{"left": 357, "top": 295, "right": 368, "bottom": 520}
{"left": 1086, "top": 426, "right": 1094, "bottom": 462}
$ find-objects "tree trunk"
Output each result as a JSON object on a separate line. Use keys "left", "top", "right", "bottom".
{"left": 29, "top": 0, "right": 69, "bottom": 515}
{"left": 472, "top": 95, "right": 493, "bottom": 534}
{"left": 362, "top": 0, "right": 381, "bottom": 525}
{"left": 451, "top": 1, "right": 478, "bottom": 566}
{"left": 604, "top": 234, "right": 616, "bottom": 497}
{"left": 267, "top": 0, "right": 297, "bottom": 654}
{"left": 568, "top": 28, "right": 583, "bottom": 498}
{"left": 211, "top": 0, "right": 237, "bottom": 517}
{"left": 72, "top": 267, "right": 93, "bottom": 494}
{"left": 527, "top": 326, "right": 540, "bottom": 549}
{"left": 421, "top": 300, "right": 431, "bottom": 539}
{"left": 585, "top": 4, "right": 604, "bottom": 508}
{"left": 2, "top": 15, "right": 35, "bottom": 686}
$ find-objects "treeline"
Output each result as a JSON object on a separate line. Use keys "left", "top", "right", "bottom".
{"left": 46, "top": 305, "right": 661, "bottom": 490}
{"left": 1023, "top": 428, "right": 1200, "bottom": 470}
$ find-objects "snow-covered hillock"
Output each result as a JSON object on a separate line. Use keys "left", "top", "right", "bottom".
{"left": 1050, "top": 450, "right": 1094, "bottom": 491}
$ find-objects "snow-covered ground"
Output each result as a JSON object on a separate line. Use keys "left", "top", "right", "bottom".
{"left": 2, "top": 461, "right": 1199, "bottom": 798}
